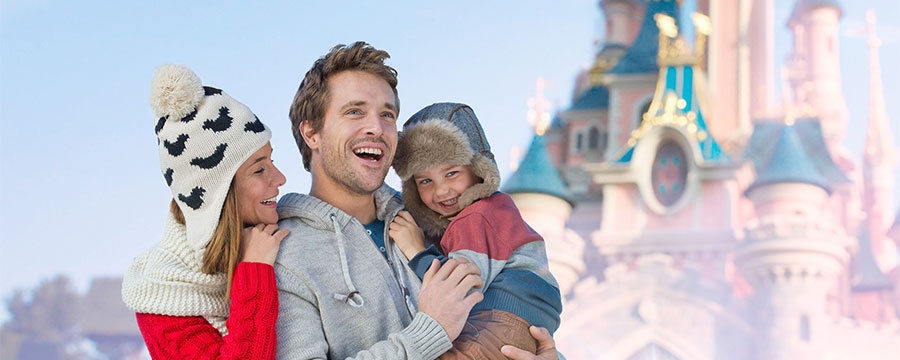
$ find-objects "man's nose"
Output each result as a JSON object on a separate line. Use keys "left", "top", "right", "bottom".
{"left": 361, "top": 113, "right": 384, "bottom": 137}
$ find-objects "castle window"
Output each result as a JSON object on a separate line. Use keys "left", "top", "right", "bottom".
{"left": 576, "top": 132, "right": 584, "bottom": 151}
{"left": 589, "top": 127, "right": 599, "bottom": 149}
{"left": 799, "top": 314, "right": 810, "bottom": 342}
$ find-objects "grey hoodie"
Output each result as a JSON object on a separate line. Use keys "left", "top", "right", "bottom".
{"left": 274, "top": 184, "right": 452, "bottom": 360}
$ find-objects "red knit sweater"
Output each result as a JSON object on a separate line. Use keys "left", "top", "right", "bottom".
{"left": 135, "top": 262, "right": 278, "bottom": 359}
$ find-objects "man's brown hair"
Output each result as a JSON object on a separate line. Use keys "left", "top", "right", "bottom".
{"left": 289, "top": 41, "right": 399, "bottom": 171}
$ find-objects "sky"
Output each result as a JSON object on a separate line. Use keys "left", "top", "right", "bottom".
{"left": 1, "top": 0, "right": 898, "bottom": 324}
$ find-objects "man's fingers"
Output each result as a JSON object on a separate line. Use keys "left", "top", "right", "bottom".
{"left": 500, "top": 345, "right": 533, "bottom": 360}
{"left": 530, "top": 326, "right": 555, "bottom": 353}
{"left": 435, "top": 258, "right": 460, "bottom": 281}
{"left": 462, "top": 289, "right": 483, "bottom": 308}
{"left": 423, "top": 258, "right": 441, "bottom": 282}
{"left": 446, "top": 260, "right": 480, "bottom": 286}
{"left": 458, "top": 272, "right": 484, "bottom": 293}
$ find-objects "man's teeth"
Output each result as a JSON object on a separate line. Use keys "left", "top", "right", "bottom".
{"left": 353, "top": 147, "right": 382, "bottom": 156}
{"left": 261, "top": 196, "right": 276, "bottom": 205}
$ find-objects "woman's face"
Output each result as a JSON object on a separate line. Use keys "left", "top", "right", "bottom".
{"left": 234, "top": 142, "right": 286, "bottom": 225}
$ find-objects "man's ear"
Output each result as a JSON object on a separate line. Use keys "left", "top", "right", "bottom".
{"left": 299, "top": 120, "right": 320, "bottom": 151}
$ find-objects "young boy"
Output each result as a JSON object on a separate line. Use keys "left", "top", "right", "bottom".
{"left": 390, "top": 102, "right": 563, "bottom": 359}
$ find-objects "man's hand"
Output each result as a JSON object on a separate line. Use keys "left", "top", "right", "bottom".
{"left": 501, "top": 326, "right": 558, "bottom": 360}
{"left": 416, "top": 258, "right": 483, "bottom": 341}
{"left": 388, "top": 211, "right": 427, "bottom": 260}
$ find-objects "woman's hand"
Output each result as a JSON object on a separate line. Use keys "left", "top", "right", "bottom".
{"left": 501, "top": 326, "right": 558, "bottom": 360}
{"left": 240, "top": 224, "right": 289, "bottom": 265}
{"left": 389, "top": 211, "right": 426, "bottom": 260}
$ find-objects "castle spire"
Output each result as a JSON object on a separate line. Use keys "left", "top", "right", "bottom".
{"left": 863, "top": 10, "right": 897, "bottom": 166}
{"left": 862, "top": 10, "right": 898, "bottom": 268}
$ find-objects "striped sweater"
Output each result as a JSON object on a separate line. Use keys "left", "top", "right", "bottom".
{"left": 407, "top": 192, "right": 562, "bottom": 333}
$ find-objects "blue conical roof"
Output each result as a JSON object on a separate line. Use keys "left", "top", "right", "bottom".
{"left": 550, "top": 113, "right": 565, "bottom": 129}
{"left": 608, "top": 0, "right": 680, "bottom": 75}
{"left": 852, "top": 226, "right": 894, "bottom": 292}
{"left": 503, "top": 135, "right": 574, "bottom": 205}
{"left": 745, "top": 119, "right": 849, "bottom": 188}
{"left": 571, "top": 86, "right": 610, "bottom": 110}
{"left": 746, "top": 124, "right": 830, "bottom": 195}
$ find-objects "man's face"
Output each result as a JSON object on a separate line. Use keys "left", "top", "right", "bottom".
{"left": 311, "top": 70, "right": 398, "bottom": 196}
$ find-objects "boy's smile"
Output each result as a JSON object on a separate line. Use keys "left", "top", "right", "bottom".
{"left": 414, "top": 164, "right": 480, "bottom": 217}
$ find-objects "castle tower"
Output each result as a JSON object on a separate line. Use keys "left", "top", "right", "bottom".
{"left": 571, "top": 0, "right": 643, "bottom": 100}
{"left": 861, "top": 10, "right": 899, "bottom": 272}
{"left": 600, "top": 0, "right": 643, "bottom": 47}
{"left": 599, "top": 0, "right": 679, "bottom": 165}
{"left": 748, "top": 0, "right": 775, "bottom": 120}
{"left": 786, "top": 0, "right": 849, "bottom": 150}
{"left": 588, "top": 13, "right": 740, "bottom": 277}
{"left": 504, "top": 134, "right": 584, "bottom": 297}
{"left": 735, "top": 125, "right": 852, "bottom": 359}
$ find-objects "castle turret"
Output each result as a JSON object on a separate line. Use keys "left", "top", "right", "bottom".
{"left": 736, "top": 124, "right": 852, "bottom": 359}
{"left": 600, "top": 0, "right": 643, "bottom": 47}
{"left": 786, "top": 0, "right": 849, "bottom": 149}
{"left": 504, "top": 135, "right": 584, "bottom": 296}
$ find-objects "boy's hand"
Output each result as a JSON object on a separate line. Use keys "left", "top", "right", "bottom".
{"left": 389, "top": 211, "right": 427, "bottom": 260}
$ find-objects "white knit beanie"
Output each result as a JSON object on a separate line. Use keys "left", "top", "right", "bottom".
{"left": 150, "top": 64, "right": 271, "bottom": 257}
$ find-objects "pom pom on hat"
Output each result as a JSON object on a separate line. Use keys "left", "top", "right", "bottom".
{"left": 150, "top": 64, "right": 205, "bottom": 122}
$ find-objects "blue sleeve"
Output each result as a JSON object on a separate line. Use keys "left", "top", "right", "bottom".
{"left": 407, "top": 245, "right": 447, "bottom": 281}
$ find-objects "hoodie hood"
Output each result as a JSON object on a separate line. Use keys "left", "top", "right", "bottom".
{"left": 393, "top": 103, "right": 500, "bottom": 238}
{"left": 277, "top": 184, "right": 403, "bottom": 231}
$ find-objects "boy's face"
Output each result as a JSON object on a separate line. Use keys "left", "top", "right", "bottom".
{"left": 414, "top": 164, "right": 480, "bottom": 216}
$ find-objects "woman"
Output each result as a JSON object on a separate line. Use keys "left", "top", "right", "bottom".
{"left": 122, "top": 64, "right": 287, "bottom": 359}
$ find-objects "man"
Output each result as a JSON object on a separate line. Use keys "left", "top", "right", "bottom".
{"left": 275, "top": 41, "right": 556, "bottom": 359}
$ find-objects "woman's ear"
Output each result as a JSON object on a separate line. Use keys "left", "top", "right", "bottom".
{"left": 299, "top": 120, "right": 320, "bottom": 151}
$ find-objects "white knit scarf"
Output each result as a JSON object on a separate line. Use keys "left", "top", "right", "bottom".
{"left": 121, "top": 213, "right": 229, "bottom": 335}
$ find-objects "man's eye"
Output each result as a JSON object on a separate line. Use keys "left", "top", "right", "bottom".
{"left": 254, "top": 168, "right": 265, "bottom": 174}
{"left": 381, "top": 112, "right": 396, "bottom": 119}
{"left": 446, "top": 171, "right": 458, "bottom": 177}
{"left": 347, "top": 109, "right": 361, "bottom": 115}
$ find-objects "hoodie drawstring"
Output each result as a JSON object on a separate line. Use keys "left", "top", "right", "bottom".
{"left": 331, "top": 214, "right": 364, "bottom": 307}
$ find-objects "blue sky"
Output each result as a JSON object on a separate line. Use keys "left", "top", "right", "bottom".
{"left": 1, "top": 0, "right": 898, "bottom": 323}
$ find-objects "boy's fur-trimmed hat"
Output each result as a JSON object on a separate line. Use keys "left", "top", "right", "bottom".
{"left": 393, "top": 103, "right": 500, "bottom": 237}
{"left": 150, "top": 64, "right": 271, "bottom": 259}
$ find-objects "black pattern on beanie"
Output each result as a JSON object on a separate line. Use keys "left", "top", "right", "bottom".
{"left": 163, "top": 168, "right": 174, "bottom": 186}
{"left": 203, "top": 86, "right": 222, "bottom": 96}
{"left": 178, "top": 186, "right": 206, "bottom": 210}
{"left": 190, "top": 143, "right": 227, "bottom": 169}
{"left": 244, "top": 115, "right": 265, "bottom": 133}
{"left": 155, "top": 116, "right": 167, "bottom": 134}
{"left": 164, "top": 134, "right": 190, "bottom": 157}
{"left": 180, "top": 109, "right": 198, "bottom": 123}
{"left": 202, "top": 107, "right": 233, "bottom": 133}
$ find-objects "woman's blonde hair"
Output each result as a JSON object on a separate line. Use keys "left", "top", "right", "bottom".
{"left": 170, "top": 181, "right": 243, "bottom": 296}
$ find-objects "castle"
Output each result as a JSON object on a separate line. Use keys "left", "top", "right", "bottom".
{"left": 502, "top": 1, "right": 900, "bottom": 358}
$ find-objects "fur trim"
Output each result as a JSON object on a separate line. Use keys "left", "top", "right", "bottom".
{"left": 150, "top": 64, "right": 204, "bottom": 122}
{"left": 395, "top": 119, "right": 501, "bottom": 237}
{"left": 394, "top": 119, "right": 473, "bottom": 179}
